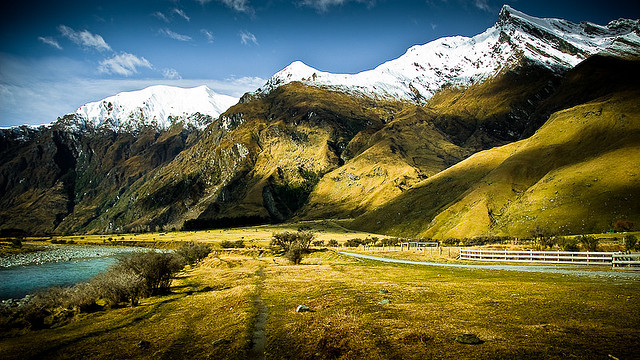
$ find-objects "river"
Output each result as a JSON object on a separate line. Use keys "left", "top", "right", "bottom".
{"left": 0, "top": 245, "right": 146, "bottom": 300}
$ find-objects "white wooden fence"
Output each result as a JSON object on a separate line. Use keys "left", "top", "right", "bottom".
{"left": 459, "top": 249, "right": 616, "bottom": 265}
{"left": 612, "top": 253, "right": 640, "bottom": 267}
{"left": 400, "top": 241, "right": 439, "bottom": 250}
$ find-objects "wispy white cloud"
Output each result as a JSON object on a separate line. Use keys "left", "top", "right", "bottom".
{"left": 38, "top": 36, "right": 63, "bottom": 50}
{"left": 173, "top": 8, "right": 191, "bottom": 21}
{"left": 299, "top": 0, "right": 376, "bottom": 13}
{"left": 197, "top": 0, "right": 254, "bottom": 15}
{"left": 240, "top": 30, "right": 258, "bottom": 45}
{"left": 159, "top": 28, "right": 193, "bottom": 42}
{"left": 98, "top": 52, "right": 153, "bottom": 76}
{"left": 474, "top": 0, "right": 491, "bottom": 12}
{"left": 58, "top": 25, "right": 111, "bottom": 52}
{"left": 162, "top": 68, "right": 182, "bottom": 80}
{"left": 201, "top": 29, "right": 215, "bottom": 43}
{"left": 153, "top": 11, "right": 170, "bottom": 22}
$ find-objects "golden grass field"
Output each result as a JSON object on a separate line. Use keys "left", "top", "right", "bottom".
{"left": 1, "top": 225, "right": 639, "bottom": 360}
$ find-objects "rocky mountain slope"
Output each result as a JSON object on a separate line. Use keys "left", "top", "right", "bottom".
{"left": 0, "top": 6, "right": 638, "bottom": 236}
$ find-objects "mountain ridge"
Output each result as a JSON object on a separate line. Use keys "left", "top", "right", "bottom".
{"left": 257, "top": 5, "right": 639, "bottom": 103}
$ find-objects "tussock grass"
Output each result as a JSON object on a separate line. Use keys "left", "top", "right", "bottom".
{"left": 2, "top": 248, "right": 638, "bottom": 359}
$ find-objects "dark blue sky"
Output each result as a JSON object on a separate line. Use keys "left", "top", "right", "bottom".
{"left": 1, "top": 0, "right": 638, "bottom": 127}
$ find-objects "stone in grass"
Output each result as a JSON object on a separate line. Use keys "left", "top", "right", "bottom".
{"left": 212, "top": 338, "right": 230, "bottom": 346}
{"left": 378, "top": 299, "right": 390, "bottom": 305}
{"left": 379, "top": 288, "right": 389, "bottom": 294}
{"left": 296, "top": 304, "right": 310, "bottom": 313}
{"left": 455, "top": 334, "right": 484, "bottom": 345}
{"left": 136, "top": 340, "right": 151, "bottom": 349}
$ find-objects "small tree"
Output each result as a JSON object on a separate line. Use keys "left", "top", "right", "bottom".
{"left": 579, "top": 235, "right": 599, "bottom": 252}
{"left": 623, "top": 235, "right": 638, "bottom": 253}
{"left": 271, "top": 231, "right": 315, "bottom": 264}
{"left": 530, "top": 226, "right": 553, "bottom": 248}
{"left": 115, "top": 251, "right": 183, "bottom": 295}
{"left": 614, "top": 219, "right": 634, "bottom": 232}
{"left": 327, "top": 239, "right": 339, "bottom": 247}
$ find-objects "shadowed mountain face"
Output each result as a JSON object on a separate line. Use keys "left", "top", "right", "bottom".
{"left": 350, "top": 56, "right": 640, "bottom": 239}
{"left": 0, "top": 121, "right": 202, "bottom": 234}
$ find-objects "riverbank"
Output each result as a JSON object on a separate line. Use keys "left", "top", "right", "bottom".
{"left": 0, "top": 244, "right": 146, "bottom": 268}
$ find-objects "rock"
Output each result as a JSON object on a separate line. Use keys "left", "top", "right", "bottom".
{"left": 296, "top": 304, "right": 310, "bottom": 313}
{"left": 136, "top": 340, "right": 151, "bottom": 349}
{"left": 455, "top": 334, "right": 483, "bottom": 345}
{"left": 379, "top": 288, "right": 389, "bottom": 294}
{"left": 378, "top": 299, "right": 390, "bottom": 305}
{"left": 212, "top": 338, "right": 230, "bottom": 346}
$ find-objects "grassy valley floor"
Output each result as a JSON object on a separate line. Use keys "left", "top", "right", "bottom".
{"left": 1, "top": 249, "right": 638, "bottom": 360}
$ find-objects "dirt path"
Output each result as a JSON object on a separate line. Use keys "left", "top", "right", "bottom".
{"left": 339, "top": 251, "right": 640, "bottom": 279}
{"left": 248, "top": 267, "right": 267, "bottom": 360}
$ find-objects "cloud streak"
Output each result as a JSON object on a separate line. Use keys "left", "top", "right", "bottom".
{"left": 201, "top": 29, "right": 215, "bottom": 43}
{"left": 159, "top": 28, "right": 192, "bottom": 41}
{"left": 173, "top": 8, "right": 191, "bottom": 21}
{"left": 153, "top": 11, "right": 170, "bottom": 22}
{"left": 299, "top": 0, "right": 376, "bottom": 13}
{"left": 58, "top": 25, "right": 111, "bottom": 52}
{"left": 240, "top": 30, "right": 258, "bottom": 45}
{"left": 38, "top": 36, "right": 63, "bottom": 50}
{"left": 98, "top": 52, "right": 153, "bottom": 76}
{"left": 474, "top": 0, "right": 491, "bottom": 12}
{"left": 162, "top": 68, "right": 182, "bottom": 80}
{"left": 197, "top": 0, "right": 254, "bottom": 15}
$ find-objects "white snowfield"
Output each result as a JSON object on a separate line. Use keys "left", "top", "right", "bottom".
{"left": 258, "top": 5, "right": 640, "bottom": 103}
{"left": 73, "top": 85, "right": 238, "bottom": 132}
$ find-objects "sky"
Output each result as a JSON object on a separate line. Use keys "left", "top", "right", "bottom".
{"left": 1, "top": 0, "right": 639, "bottom": 127}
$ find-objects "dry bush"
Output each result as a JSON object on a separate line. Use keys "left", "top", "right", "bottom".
{"left": 115, "top": 251, "right": 183, "bottom": 295}
{"left": 176, "top": 241, "right": 212, "bottom": 265}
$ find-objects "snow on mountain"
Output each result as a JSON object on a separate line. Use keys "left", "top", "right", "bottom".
{"left": 71, "top": 85, "right": 238, "bottom": 132}
{"left": 258, "top": 5, "right": 640, "bottom": 103}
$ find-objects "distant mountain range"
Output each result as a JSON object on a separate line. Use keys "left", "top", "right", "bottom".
{"left": 1, "top": 5, "right": 639, "bottom": 237}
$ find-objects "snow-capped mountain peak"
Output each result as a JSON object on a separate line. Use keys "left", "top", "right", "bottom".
{"left": 69, "top": 85, "right": 238, "bottom": 132}
{"left": 257, "top": 5, "right": 640, "bottom": 103}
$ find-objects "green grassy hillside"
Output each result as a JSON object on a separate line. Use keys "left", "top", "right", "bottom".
{"left": 351, "top": 89, "right": 640, "bottom": 238}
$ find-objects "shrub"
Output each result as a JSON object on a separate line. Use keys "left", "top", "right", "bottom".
{"left": 614, "top": 219, "right": 634, "bottom": 232}
{"left": 344, "top": 238, "right": 366, "bottom": 248}
{"left": 312, "top": 240, "right": 325, "bottom": 247}
{"left": 176, "top": 241, "right": 212, "bottom": 265}
{"left": 271, "top": 231, "right": 315, "bottom": 264}
{"left": 623, "top": 235, "right": 638, "bottom": 252}
{"left": 270, "top": 231, "right": 314, "bottom": 254}
{"left": 327, "top": 239, "right": 339, "bottom": 247}
{"left": 579, "top": 235, "right": 599, "bottom": 252}
{"left": 285, "top": 246, "right": 305, "bottom": 265}
{"left": 220, "top": 240, "right": 245, "bottom": 249}
{"left": 442, "top": 238, "right": 459, "bottom": 246}
{"left": 115, "top": 251, "right": 183, "bottom": 295}
{"left": 91, "top": 269, "right": 146, "bottom": 307}
{"left": 11, "top": 238, "right": 22, "bottom": 248}
{"left": 557, "top": 237, "right": 579, "bottom": 252}
{"left": 379, "top": 237, "right": 402, "bottom": 246}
